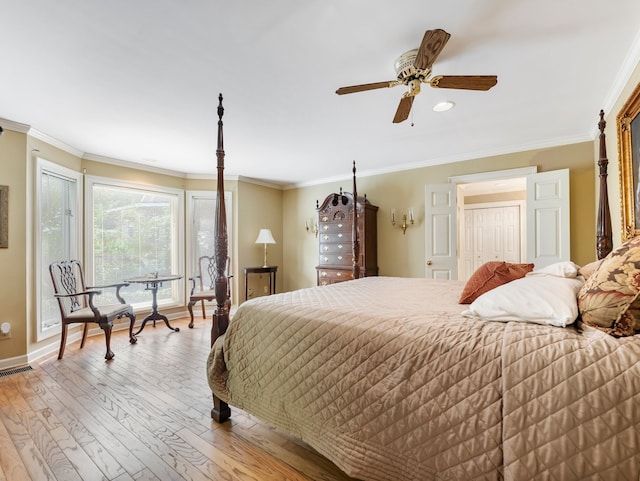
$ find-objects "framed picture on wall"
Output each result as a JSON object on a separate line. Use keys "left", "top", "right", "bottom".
{"left": 0, "top": 185, "right": 7, "bottom": 248}
{"left": 618, "top": 82, "right": 640, "bottom": 240}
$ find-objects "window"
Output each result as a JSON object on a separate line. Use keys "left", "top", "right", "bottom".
{"left": 36, "top": 158, "right": 83, "bottom": 341}
{"left": 85, "top": 177, "right": 184, "bottom": 309}
{"left": 186, "top": 190, "right": 233, "bottom": 278}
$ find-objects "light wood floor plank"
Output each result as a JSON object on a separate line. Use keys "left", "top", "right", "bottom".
{"left": 42, "top": 383, "right": 144, "bottom": 478}
{"left": 0, "top": 415, "right": 30, "bottom": 481}
{"left": 0, "top": 400, "right": 57, "bottom": 481}
{"left": 0, "top": 317, "right": 357, "bottom": 481}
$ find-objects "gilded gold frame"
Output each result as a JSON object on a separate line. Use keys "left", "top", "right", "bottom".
{"left": 618, "top": 82, "right": 640, "bottom": 240}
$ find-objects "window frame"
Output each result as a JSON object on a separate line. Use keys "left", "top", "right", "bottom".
{"left": 35, "top": 157, "right": 83, "bottom": 341}
{"left": 186, "top": 189, "right": 233, "bottom": 302}
{"left": 84, "top": 175, "right": 185, "bottom": 311}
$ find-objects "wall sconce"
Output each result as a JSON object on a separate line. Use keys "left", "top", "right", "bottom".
{"left": 391, "top": 208, "right": 415, "bottom": 235}
{"left": 305, "top": 218, "right": 319, "bottom": 237}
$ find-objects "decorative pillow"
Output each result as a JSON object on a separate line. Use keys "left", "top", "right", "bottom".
{"left": 462, "top": 261, "right": 584, "bottom": 327}
{"left": 578, "top": 236, "right": 640, "bottom": 336}
{"left": 577, "top": 259, "right": 603, "bottom": 280}
{"left": 458, "top": 261, "right": 534, "bottom": 304}
{"left": 508, "top": 262, "right": 536, "bottom": 278}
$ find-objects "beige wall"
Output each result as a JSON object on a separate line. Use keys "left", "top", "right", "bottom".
{"left": 236, "top": 181, "right": 283, "bottom": 301}
{"left": 464, "top": 190, "right": 526, "bottom": 204}
{"left": 0, "top": 130, "right": 28, "bottom": 360}
{"left": 282, "top": 141, "right": 597, "bottom": 292}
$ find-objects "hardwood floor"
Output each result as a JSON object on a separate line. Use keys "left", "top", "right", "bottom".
{"left": 0, "top": 317, "right": 357, "bottom": 481}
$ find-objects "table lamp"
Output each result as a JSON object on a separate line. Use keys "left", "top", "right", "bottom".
{"left": 255, "top": 228, "right": 276, "bottom": 267}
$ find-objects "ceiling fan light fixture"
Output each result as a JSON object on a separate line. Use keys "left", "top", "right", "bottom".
{"left": 433, "top": 100, "right": 455, "bottom": 112}
{"left": 394, "top": 48, "right": 420, "bottom": 80}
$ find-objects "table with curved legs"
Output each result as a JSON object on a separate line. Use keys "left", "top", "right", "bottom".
{"left": 125, "top": 274, "right": 182, "bottom": 335}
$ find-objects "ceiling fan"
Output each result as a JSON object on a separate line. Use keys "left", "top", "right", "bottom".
{"left": 335, "top": 29, "right": 498, "bottom": 123}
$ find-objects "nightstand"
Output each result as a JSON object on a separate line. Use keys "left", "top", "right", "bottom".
{"left": 244, "top": 266, "right": 277, "bottom": 300}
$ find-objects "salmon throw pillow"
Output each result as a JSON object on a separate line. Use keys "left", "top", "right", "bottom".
{"left": 458, "top": 261, "right": 534, "bottom": 304}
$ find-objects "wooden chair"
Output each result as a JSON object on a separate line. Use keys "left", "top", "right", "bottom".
{"left": 187, "top": 256, "right": 231, "bottom": 328}
{"left": 49, "top": 260, "right": 137, "bottom": 360}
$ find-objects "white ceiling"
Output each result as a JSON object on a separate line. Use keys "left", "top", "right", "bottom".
{"left": 1, "top": 1, "right": 640, "bottom": 188}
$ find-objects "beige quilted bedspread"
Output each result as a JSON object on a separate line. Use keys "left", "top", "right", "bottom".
{"left": 206, "top": 277, "right": 640, "bottom": 481}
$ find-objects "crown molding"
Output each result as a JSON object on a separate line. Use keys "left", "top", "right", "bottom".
{"left": 28, "top": 128, "right": 84, "bottom": 157}
{"left": 237, "top": 176, "right": 285, "bottom": 190}
{"left": 83, "top": 152, "right": 193, "bottom": 178}
{"left": 0, "top": 118, "right": 31, "bottom": 134}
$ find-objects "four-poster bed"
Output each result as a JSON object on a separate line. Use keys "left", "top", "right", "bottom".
{"left": 207, "top": 99, "right": 640, "bottom": 481}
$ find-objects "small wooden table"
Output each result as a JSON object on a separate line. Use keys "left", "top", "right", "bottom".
{"left": 244, "top": 266, "right": 277, "bottom": 300}
{"left": 124, "top": 274, "right": 183, "bottom": 334}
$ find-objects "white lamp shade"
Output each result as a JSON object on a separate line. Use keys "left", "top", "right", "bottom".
{"left": 255, "top": 228, "right": 276, "bottom": 244}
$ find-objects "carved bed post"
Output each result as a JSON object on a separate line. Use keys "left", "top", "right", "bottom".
{"left": 211, "top": 93, "right": 231, "bottom": 422}
{"left": 352, "top": 161, "right": 361, "bottom": 280}
{"left": 596, "top": 109, "right": 613, "bottom": 260}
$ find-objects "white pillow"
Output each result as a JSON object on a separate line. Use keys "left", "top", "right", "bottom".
{"left": 461, "top": 262, "right": 584, "bottom": 327}
{"left": 529, "top": 260, "right": 580, "bottom": 278}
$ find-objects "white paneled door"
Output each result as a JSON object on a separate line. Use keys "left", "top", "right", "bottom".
{"left": 425, "top": 183, "right": 457, "bottom": 279}
{"left": 526, "top": 169, "right": 570, "bottom": 268}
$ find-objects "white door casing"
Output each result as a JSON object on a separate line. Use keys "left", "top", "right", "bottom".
{"left": 425, "top": 168, "right": 570, "bottom": 278}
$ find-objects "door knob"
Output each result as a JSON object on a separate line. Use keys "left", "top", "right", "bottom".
{"left": 426, "top": 260, "right": 433, "bottom": 265}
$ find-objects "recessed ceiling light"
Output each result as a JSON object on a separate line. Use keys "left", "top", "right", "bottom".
{"left": 433, "top": 101, "right": 455, "bottom": 112}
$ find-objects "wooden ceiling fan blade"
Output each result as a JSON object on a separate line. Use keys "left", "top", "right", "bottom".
{"left": 429, "top": 75, "right": 498, "bottom": 91}
{"left": 414, "top": 29, "right": 451, "bottom": 71}
{"left": 335, "top": 81, "right": 399, "bottom": 95}
{"left": 393, "top": 96, "right": 414, "bottom": 123}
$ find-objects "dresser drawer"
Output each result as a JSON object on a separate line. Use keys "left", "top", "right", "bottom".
{"left": 319, "top": 221, "right": 351, "bottom": 234}
{"left": 319, "top": 232, "right": 349, "bottom": 243}
{"left": 316, "top": 267, "right": 353, "bottom": 285}
{"left": 319, "top": 253, "right": 352, "bottom": 265}
{"left": 320, "top": 243, "right": 350, "bottom": 255}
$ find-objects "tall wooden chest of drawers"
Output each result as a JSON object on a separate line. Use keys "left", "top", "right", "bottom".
{"left": 316, "top": 191, "right": 378, "bottom": 285}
